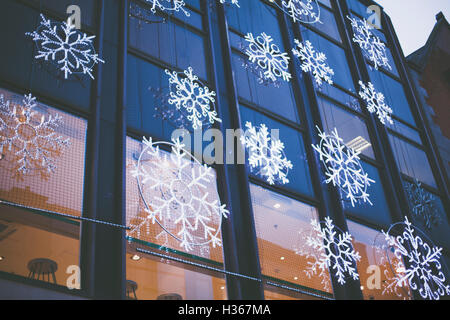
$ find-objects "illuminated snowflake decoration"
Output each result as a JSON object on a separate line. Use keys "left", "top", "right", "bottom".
{"left": 273, "top": 0, "right": 321, "bottom": 24}
{"left": 294, "top": 228, "right": 332, "bottom": 292}
{"left": 358, "top": 81, "right": 393, "bottom": 125}
{"left": 26, "top": 14, "right": 104, "bottom": 80}
{"left": 0, "top": 94, "right": 70, "bottom": 176}
{"left": 404, "top": 180, "right": 441, "bottom": 230}
{"left": 306, "top": 217, "right": 361, "bottom": 285}
{"left": 219, "top": 0, "right": 240, "bottom": 7}
{"left": 382, "top": 217, "right": 450, "bottom": 300}
{"left": 130, "top": 137, "right": 229, "bottom": 252}
{"left": 292, "top": 39, "right": 334, "bottom": 86}
{"left": 166, "top": 67, "right": 221, "bottom": 130}
{"left": 240, "top": 121, "right": 293, "bottom": 185}
{"left": 244, "top": 32, "right": 291, "bottom": 83}
{"left": 312, "top": 126, "right": 375, "bottom": 207}
{"left": 347, "top": 15, "right": 391, "bottom": 70}
{"left": 144, "top": 0, "right": 190, "bottom": 17}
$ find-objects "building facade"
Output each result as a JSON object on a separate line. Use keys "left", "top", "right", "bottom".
{"left": 0, "top": 0, "right": 449, "bottom": 300}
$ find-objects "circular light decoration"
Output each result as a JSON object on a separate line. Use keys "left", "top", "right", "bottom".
{"left": 312, "top": 126, "right": 375, "bottom": 207}
{"left": 219, "top": 0, "right": 240, "bottom": 7}
{"left": 270, "top": 0, "right": 321, "bottom": 24}
{"left": 382, "top": 217, "right": 450, "bottom": 300}
{"left": 165, "top": 67, "right": 222, "bottom": 130}
{"left": 144, "top": 0, "right": 190, "bottom": 17}
{"left": 244, "top": 32, "right": 292, "bottom": 84}
{"left": 347, "top": 15, "right": 391, "bottom": 71}
{"left": 0, "top": 94, "right": 70, "bottom": 178}
{"left": 306, "top": 217, "right": 361, "bottom": 285}
{"left": 26, "top": 14, "right": 105, "bottom": 80}
{"left": 240, "top": 121, "right": 293, "bottom": 185}
{"left": 130, "top": 137, "right": 229, "bottom": 252}
{"left": 149, "top": 86, "right": 191, "bottom": 129}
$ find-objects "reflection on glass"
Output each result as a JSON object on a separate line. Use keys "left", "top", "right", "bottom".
{"left": 347, "top": 220, "right": 411, "bottom": 300}
{"left": 250, "top": 184, "right": 333, "bottom": 296}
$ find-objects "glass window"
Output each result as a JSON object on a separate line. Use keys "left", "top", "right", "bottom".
{"left": 29, "top": 0, "right": 97, "bottom": 27}
{"left": 250, "top": 184, "right": 333, "bottom": 298}
{"left": 0, "top": 88, "right": 87, "bottom": 217}
{"left": 301, "top": 27, "right": 356, "bottom": 93}
{"left": 0, "top": 87, "right": 86, "bottom": 289}
{"left": 239, "top": 105, "right": 314, "bottom": 197}
{"left": 125, "top": 137, "right": 227, "bottom": 299}
{"left": 344, "top": 161, "right": 392, "bottom": 227}
{"left": 388, "top": 134, "right": 437, "bottom": 188}
{"left": 367, "top": 67, "right": 416, "bottom": 126}
{"left": 317, "top": 96, "right": 375, "bottom": 159}
{"left": 347, "top": 220, "right": 412, "bottom": 300}
{"left": 308, "top": 6, "right": 341, "bottom": 42}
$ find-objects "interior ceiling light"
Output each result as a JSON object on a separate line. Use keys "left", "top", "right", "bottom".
{"left": 345, "top": 136, "right": 372, "bottom": 153}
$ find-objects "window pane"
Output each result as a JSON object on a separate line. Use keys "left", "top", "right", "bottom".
{"left": 367, "top": 67, "right": 416, "bottom": 126}
{"left": 388, "top": 134, "right": 437, "bottom": 188}
{"left": 0, "top": 206, "right": 80, "bottom": 289}
{"left": 317, "top": 96, "right": 375, "bottom": 158}
{"left": 344, "top": 161, "right": 392, "bottom": 227}
{"left": 309, "top": 7, "right": 341, "bottom": 42}
{"left": 239, "top": 105, "right": 314, "bottom": 197}
{"left": 0, "top": 88, "right": 87, "bottom": 217}
{"left": 251, "top": 184, "right": 333, "bottom": 297}
{"left": 347, "top": 220, "right": 412, "bottom": 300}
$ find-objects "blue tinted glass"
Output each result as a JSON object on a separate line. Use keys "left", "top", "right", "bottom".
{"left": 127, "top": 55, "right": 185, "bottom": 140}
{"left": 301, "top": 27, "right": 356, "bottom": 93}
{"left": 367, "top": 67, "right": 416, "bottom": 126}
{"left": 389, "top": 134, "right": 437, "bottom": 188}
{"left": 346, "top": 0, "right": 369, "bottom": 20}
{"left": 311, "top": 7, "right": 341, "bottom": 42}
{"left": 317, "top": 96, "right": 375, "bottom": 158}
{"left": 239, "top": 105, "right": 314, "bottom": 197}
{"left": 129, "top": 16, "right": 207, "bottom": 80}
{"left": 231, "top": 53, "right": 299, "bottom": 122}
{"left": 344, "top": 161, "right": 392, "bottom": 226}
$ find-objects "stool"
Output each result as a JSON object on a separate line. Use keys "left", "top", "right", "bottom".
{"left": 27, "top": 258, "right": 58, "bottom": 284}
{"left": 126, "top": 280, "right": 138, "bottom": 300}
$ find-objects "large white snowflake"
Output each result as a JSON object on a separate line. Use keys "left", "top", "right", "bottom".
{"left": 240, "top": 121, "right": 293, "bottom": 185}
{"left": 292, "top": 39, "right": 334, "bottom": 86}
{"left": 26, "top": 14, "right": 104, "bottom": 80}
{"left": 312, "top": 126, "right": 375, "bottom": 207}
{"left": 0, "top": 94, "right": 70, "bottom": 177}
{"left": 166, "top": 67, "right": 221, "bottom": 130}
{"left": 130, "top": 137, "right": 229, "bottom": 252}
{"left": 347, "top": 15, "right": 391, "bottom": 71}
{"left": 383, "top": 217, "right": 450, "bottom": 300}
{"left": 358, "top": 81, "right": 393, "bottom": 125}
{"left": 276, "top": 0, "right": 321, "bottom": 24}
{"left": 144, "top": 0, "right": 190, "bottom": 16}
{"left": 244, "top": 32, "right": 292, "bottom": 83}
{"left": 306, "top": 217, "right": 361, "bottom": 285}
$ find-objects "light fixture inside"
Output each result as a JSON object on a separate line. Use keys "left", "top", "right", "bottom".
{"left": 346, "top": 136, "right": 372, "bottom": 153}
{"left": 0, "top": 256, "right": 4, "bottom": 261}
{"left": 131, "top": 254, "right": 141, "bottom": 261}
{"left": 273, "top": 203, "right": 281, "bottom": 209}
{"left": 280, "top": 256, "right": 285, "bottom": 261}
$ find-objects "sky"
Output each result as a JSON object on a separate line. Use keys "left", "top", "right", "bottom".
{"left": 376, "top": 0, "right": 450, "bottom": 56}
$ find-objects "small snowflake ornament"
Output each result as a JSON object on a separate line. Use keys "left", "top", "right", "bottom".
{"left": 272, "top": 0, "right": 321, "bottom": 24}
{"left": 404, "top": 180, "right": 441, "bottom": 230}
{"left": 144, "top": 0, "right": 190, "bottom": 17}
{"left": 358, "top": 81, "right": 393, "bottom": 125}
{"left": 307, "top": 217, "right": 361, "bottom": 285}
{"left": 26, "top": 14, "right": 104, "bottom": 80}
{"left": 165, "top": 67, "right": 222, "bottom": 130}
{"left": 292, "top": 39, "right": 334, "bottom": 86}
{"left": 219, "top": 0, "right": 240, "bottom": 7}
{"left": 347, "top": 15, "right": 391, "bottom": 71}
{"left": 312, "top": 126, "right": 375, "bottom": 207}
{"left": 244, "top": 32, "right": 292, "bottom": 83}
{"left": 240, "top": 121, "right": 293, "bottom": 185}
{"left": 383, "top": 217, "right": 450, "bottom": 300}
{"left": 0, "top": 94, "right": 70, "bottom": 177}
{"left": 130, "top": 137, "right": 229, "bottom": 252}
